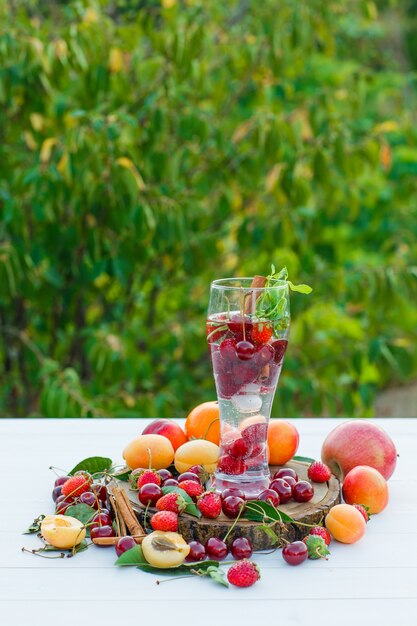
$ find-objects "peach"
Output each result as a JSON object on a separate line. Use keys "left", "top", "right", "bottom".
{"left": 342, "top": 465, "right": 388, "bottom": 514}
{"left": 321, "top": 420, "right": 397, "bottom": 480}
{"left": 142, "top": 419, "right": 187, "bottom": 451}
{"left": 174, "top": 439, "right": 219, "bottom": 474}
{"left": 123, "top": 434, "right": 174, "bottom": 470}
{"left": 325, "top": 504, "right": 366, "bottom": 544}
{"left": 267, "top": 419, "right": 300, "bottom": 466}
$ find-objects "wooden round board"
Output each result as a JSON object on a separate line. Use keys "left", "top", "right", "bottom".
{"left": 109, "top": 460, "right": 341, "bottom": 550}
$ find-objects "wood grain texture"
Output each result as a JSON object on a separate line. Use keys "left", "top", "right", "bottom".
{"left": 110, "top": 460, "right": 341, "bottom": 550}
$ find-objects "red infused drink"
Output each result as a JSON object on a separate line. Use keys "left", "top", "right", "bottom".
{"left": 207, "top": 274, "right": 291, "bottom": 497}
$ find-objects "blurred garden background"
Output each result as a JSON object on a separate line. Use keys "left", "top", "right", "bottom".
{"left": 1, "top": 0, "right": 416, "bottom": 419}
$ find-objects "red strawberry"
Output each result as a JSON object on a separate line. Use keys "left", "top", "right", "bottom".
{"left": 241, "top": 422, "right": 268, "bottom": 445}
{"left": 178, "top": 480, "right": 204, "bottom": 500}
{"left": 61, "top": 474, "right": 91, "bottom": 498}
{"left": 308, "top": 526, "right": 332, "bottom": 546}
{"left": 227, "top": 560, "right": 260, "bottom": 587}
{"left": 251, "top": 323, "right": 273, "bottom": 345}
{"left": 353, "top": 503, "right": 371, "bottom": 523}
{"left": 308, "top": 461, "right": 331, "bottom": 483}
{"left": 197, "top": 491, "right": 222, "bottom": 519}
{"left": 217, "top": 455, "right": 245, "bottom": 475}
{"left": 137, "top": 470, "right": 161, "bottom": 490}
{"left": 150, "top": 511, "right": 178, "bottom": 532}
{"left": 272, "top": 339, "right": 288, "bottom": 364}
{"left": 156, "top": 492, "right": 187, "bottom": 514}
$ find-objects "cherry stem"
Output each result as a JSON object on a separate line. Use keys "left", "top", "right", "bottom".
{"left": 49, "top": 466, "right": 68, "bottom": 476}
{"left": 202, "top": 416, "right": 220, "bottom": 441}
{"left": 223, "top": 503, "right": 245, "bottom": 542}
{"left": 21, "top": 547, "right": 65, "bottom": 559}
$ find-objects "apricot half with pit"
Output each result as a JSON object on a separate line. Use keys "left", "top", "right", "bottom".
{"left": 141, "top": 531, "right": 190, "bottom": 568}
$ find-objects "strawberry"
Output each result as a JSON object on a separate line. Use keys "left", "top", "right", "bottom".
{"left": 156, "top": 492, "right": 187, "bottom": 514}
{"left": 197, "top": 491, "right": 222, "bottom": 519}
{"left": 303, "top": 535, "right": 330, "bottom": 560}
{"left": 61, "top": 474, "right": 91, "bottom": 498}
{"left": 227, "top": 560, "right": 260, "bottom": 587}
{"left": 353, "top": 503, "right": 371, "bottom": 523}
{"left": 308, "top": 526, "right": 332, "bottom": 546}
{"left": 240, "top": 422, "right": 268, "bottom": 446}
{"left": 150, "top": 511, "right": 178, "bottom": 532}
{"left": 129, "top": 468, "right": 161, "bottom": 490}
{"left": 251, "top": 323, "right": 273, "bottom": 345}
{"left": 308, "top": 461, "right": 331, "bottom": 483}
{"left": 217, "top": 455, "right": 245, "bottom": 475}
{"left": 178, "top": 480, "right": 204, "bottom": 500}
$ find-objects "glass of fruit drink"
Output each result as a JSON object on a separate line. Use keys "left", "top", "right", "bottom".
{"left": 207, "top": 274, "right": 290, "bottom": 498}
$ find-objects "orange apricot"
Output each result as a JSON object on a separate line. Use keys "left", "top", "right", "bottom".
{"left": 123, "top": 434, "right": 174, "bottom": 470}
{"left": 267, "top": 419, "right": 300, "bottom": 466}
{"left": 325, "top": 503, "right": 366, "bottom": 544}
{"left": 185, "top": 401, "right": 220, "bottom": 445}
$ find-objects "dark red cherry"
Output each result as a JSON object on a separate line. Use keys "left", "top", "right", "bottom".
{"left": 219, "top": 338, "right": 237, "bottom": 361}
{"left": 254, "top": 344, "right": 274, "bottom": 366}
{"left": 222, "top": 496, "right": 246, "bottom": 519}
{"left": 90, "top": 525, "right": 116, "bottom": 545}
{"left": 282, "top": 541, "right": 308, "bottom": 565}
{"left": 273, "top": 468, "right": 298, "bottom": 482}
{"left": 235, "top": 341, "right": 255, "bottom": 361}
{"left": 258, "top": 488, "right": 280, "bottom": 507}
{"left": 281, "top": 476, "right": 296, "bottom": 488}
{"left": 205, "top": 537, "right": 228, "bottom": 560}
{"left": 115, "top": 536, "right": 136, "bottom": 557}
{"left": 55, "top": 499, "right": 73, "bottom": 514}
{"left": 272, "top": 340, "right": 288, "bottom": 364}
{"left": 157, "top": 469, "right": 173, "bottom": 482}
{"left": 231, "top": 537, "right": 253, "bottom": 560}
{"left": 79, "top": 491, "right": 100, "bottom": 509}
{"left": 54, "top": 476, "right": 71, "bottom": 487}
{"left": 226, "top": 436, "right": 252, "bottom": 460}
{"left": 269, "top": 479, "right": 292, "bottom": 504}
{"left": 138, "top": 483, "right": 162, "bottom": 506}
{"left": 185, "top": 541, "right": 206, "bottom": 562}
{"left": 292, "top": 481, "right": 314, "bottom": 503}
{"left": 52, "top": 486, "right": 63, "bottom": 502}
{"left": 221, "top": 488, "right": 246, "bottom": 501}
{"left": 178, "top": 472, "right": 201, "bottom": 484}
{"left": 91, "top": 484, "right": 108, "bottom": 505}
{"left": 90, "top": 513, "right": 113, "bottom": 529}
{"left": 162, "top": 478, "right": 179, "bottom": 488}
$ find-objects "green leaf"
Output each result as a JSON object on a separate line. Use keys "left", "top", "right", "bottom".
{"left": 304, "top": 535, "right": 330, "bottom": 560}
{"left": 115, "top": 544, "right": 148, "bottom": 566}
{"left": 69, "top": 457, "right": 113, "bottom": 476}
{"left": 161, "top": 486, "right": 200, "bottom": 517}
{"left": 259, "top": 524, "right": 280, "bottom": 545}
{"left": 292, "top": 455, "right": 316, "bottom": 464}
{"left": 244, "top": 500, "right": 294, "bottom": 524}
{"left": 204, "top": 565, "right": 229, "bottom": 587}
{"left": 23, "top": 515, "right": 46, "bottom": 534}
{"left": 65, "top": 504, "right": 97, "bottom": 534}
{"left": 110, "top": 465, "right": 132, "bottom": 481}
{"left": 287, "top": 281, "right": 313, "bottom": 294}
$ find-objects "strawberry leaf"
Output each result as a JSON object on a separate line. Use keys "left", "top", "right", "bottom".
{"left": 161, "top": 486, "right": 200, "bottom": 517}
{"left": 304, "top": 535, "right": 330, "bottom": 560}
{"left": 69, "top": 456, "right": 113, "bottom": 476}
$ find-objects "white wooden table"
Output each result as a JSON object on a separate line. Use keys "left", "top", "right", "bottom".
{"left": 1, "top": 418, "right": 416, "bottom": 626}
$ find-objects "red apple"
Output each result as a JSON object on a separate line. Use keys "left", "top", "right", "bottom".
{"left": 342, "top": 465, "right": 388, "bottom": 514}
{"left": 142, "top": 419, "right": 187, "bottom": 451}
{"left": 321, "top": 420, "right": 397, "bottom": 481}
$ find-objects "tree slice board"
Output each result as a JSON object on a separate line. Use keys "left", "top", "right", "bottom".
{"left": 109, "top": 460, "right": 341, "bottom": 551}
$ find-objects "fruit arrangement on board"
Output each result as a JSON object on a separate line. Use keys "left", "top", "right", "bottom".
{"left": 23, "top": 406, "right": 397, "bottom": 589}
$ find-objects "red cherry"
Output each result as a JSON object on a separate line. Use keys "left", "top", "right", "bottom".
{"left": 219, "top": 338, "right": 237, "bottom": 361}
{"left": 185, "top": 541, "right": 206, "bottom": 562}
{"left": 221, "top": 488, "right": 246, "bottom": 501}
{"left": 222, "top": 496, "right": 246, "bottom": 519}
{"left": 231, "top": 537, "right": 253, "bottom": 560}
{"left": 282, "top": 541, "right": 308, "bottom": 565}
{"left": 235, "top": 341, "right": 255, "bottom": 361}
{"left": 115, "top": 536, "right": 136, "bottom": 557}
{"left": 272, "top": 340, "right": 288, "bottom": 364}
{"left": 227, "top": 314, "right": 253, "bottom": 339}
{"left": 79, "top": 491, "right": 100, "bottom": 509}
{"left": 273, "top": 468, "right": 298, "bottom": 482}
{"left": 226, "top": 436, "right": 253, "bottom": 460}
{"left": 55, "top": 500, "right": 73, "bottom": 514}
{"left": 52, "top": 486, "right": 63, "bottom": 502}
{"left": 90, "top": 525, "right": 116, "bottom": 545}
{"left": 205, "top": 537, "right": 228, "bottom": 560}
{"left": 269, "top": 479, "right": 292, "bottom": 503}
{"left": 138, "top": 483, "right": 163, "bottom": 506}
{"left": 162, "top": 478, "right": 179, "bottom": 488}
{"left": 178, "top": 472, "right": 201, "bottom": 484}
{"left": 90, "top": 513, "right": 113, "bottom": 529}
{"left": 292, "top": 481, "right": 314, "bottom": 503}
{"left": 281, "top": 476, "right": 296, "bottom": 488}
{"left": 254, "top": 344, "right": 274, "bottom": 366}
{"left": 258, "top": 488, "right": 280, "bottom": 507}
{"left": 91, "top": 484, "right": 108, "bottom": 505}
{"left": 157, "top": 469, "right": 173, "bottom": 482}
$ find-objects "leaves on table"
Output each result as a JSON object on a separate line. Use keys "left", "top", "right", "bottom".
{"left": 292, "top": 455, "right": 316, "bottom": 464}
{"left": 161, "top": 486, "right": 201, "bottom": 517}
{"left": 23, "top": 514, "right": 46, "bottom": 534}
{"left": 244, "top": 500, "right": 295, "bottom": 524}
{"left": 109, "top": 465, "right": 132, "bottom": 481}
{"left": 65, "top": 503, "right": 97, "bottom": 535}
{"left": 69, "top": 456, "right": 113, "bottom": 476}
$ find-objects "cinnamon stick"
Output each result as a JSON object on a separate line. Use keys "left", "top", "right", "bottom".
{"left": 112, "top": 486, "right": 146, "bottom": 539}
{"left": 92, "top": 534, "right": 146, "bottom": 546}
{"left": 244, "top": 275, "right": 266, "bottom": 314}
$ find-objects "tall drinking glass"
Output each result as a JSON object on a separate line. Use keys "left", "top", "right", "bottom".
{"left": 207, "top": 277, "right": 290, "bottom": 498}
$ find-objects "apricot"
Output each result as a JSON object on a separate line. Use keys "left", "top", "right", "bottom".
{"left": 325, "top": 504, "right": 366, "bottom": 544}
{"left": 142, "top": 419, "right": 187, "bottom": 451}
{"left": 185, "top": 401, "right": 220, "bottom": 445}
{"left": 142, "top": 531, "right": 190, "bottom": 568}
{"left": 267, "top": 419, "right": 299, "bottom": 466}
{"left": 174, "top": 439, "right": 219, "bottom": 474}
{"left": 342, "top": 465, "right": 388, "bottom": 514}
{"left": 41, "top": 515, "right": 86, "bottom": 549}
{"left": 123, "top": 434, "right": 174, "bottom": 470}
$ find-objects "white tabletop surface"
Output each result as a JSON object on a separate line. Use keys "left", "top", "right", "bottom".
{"left": 1, "top": 418, "right": 416, "bottom": 626}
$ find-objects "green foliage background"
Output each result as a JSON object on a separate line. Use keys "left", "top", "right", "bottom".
{"left": 1, "top": 0, "right": 416, "bottom": 418}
